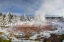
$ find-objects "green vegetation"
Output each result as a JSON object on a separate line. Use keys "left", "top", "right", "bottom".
{"left": 0, "top": 32, "right": 11, "bottom": 42}
{"left": 1, "top": 39, "right": 11, "bottom": 42}
{"left": 0, "top": 32, "right": 3, "bottom": 34}
{"left": 59, "top": 34, "right": 64, "bottom": 42}
{"left": 0, "top": 37, "right": 11, "bottom": 42}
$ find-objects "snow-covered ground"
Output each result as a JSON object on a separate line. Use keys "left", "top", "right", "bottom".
{"left": 0, "top": 20, "right": 64, "bottom": 41}
{"left": 29, "top": 21, "right": 64, "bottom": 39}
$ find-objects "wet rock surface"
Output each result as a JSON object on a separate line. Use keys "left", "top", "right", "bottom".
{"left": 43, "top": 34, "right": 64, "bottom": 42}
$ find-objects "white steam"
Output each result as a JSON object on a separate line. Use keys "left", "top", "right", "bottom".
{"left": 35, "top": 0, "right": 64, "bottom": 21}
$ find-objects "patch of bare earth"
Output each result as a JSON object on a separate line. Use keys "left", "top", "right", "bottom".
{"left": 14, "top": 23, "right": 52, "bottom": 34}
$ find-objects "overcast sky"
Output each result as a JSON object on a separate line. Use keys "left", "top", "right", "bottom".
{"left": 0, "top": 0, "right": 64, "bottom": 16}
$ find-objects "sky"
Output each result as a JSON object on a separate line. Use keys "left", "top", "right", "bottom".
{"left": 0, "top": 0, "right": 64, "bottom": 16}
{"left": 0, "top": 0, "right": 43, "bottom": 15}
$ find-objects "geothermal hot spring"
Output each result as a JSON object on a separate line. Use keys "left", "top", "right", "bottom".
{"left": 0, "top": 13, "right": 64, "bottom": 42}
